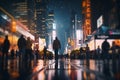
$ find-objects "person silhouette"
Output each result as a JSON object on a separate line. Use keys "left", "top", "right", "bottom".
{"left": 17, "top": 35, "right": 26, "bottom": 59}
{"left": 53, "top": 37, "right": 61, "bottom": 69}
{"left": 96, "top": 45, "right": 102, "bottom": 59}
{"left": 86, "top": 44, "right": 90, "bottom": 59}
{"left": 101, "top": 39, "right": 110, "bottom": 59}
{"left": 1, "top": 35, "right": 10, "bottom": 70}
{"left": 111, "top": 41, "right": 116, "bottom": 53}
{"left": 26, "top": 37, "right": 33, "bottom": 60}
{"left": 43, "top": 46, "right": 47, "bottom": 59}
{"left": 2, "top": 35, "right": 10, "bottom": 59}
{"left": 53, "top": 37, "right": 61, "bottom": 60}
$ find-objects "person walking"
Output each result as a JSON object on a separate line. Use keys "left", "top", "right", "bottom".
{"left": 111, "top": 41, "right": 117, "bottom": 59}
{"left": 17, "top": 35, "right": 26, "bottom": 59}
{"left": 101, "top": 39, "right": 110, "bottom": 59}
{"left": 43, "top": 46, "right": 47, "bottom": 59}
{"left": 2, "top": 35, "right": 10, "bottom": 59}
{"left": 53, "top": 37, "right": 61, "bottom": 60}
{"left": 25, "top": 37, "right": 33, "bottom": 60}
{"left": 53, "top": 37, "right": 61, "bottom": 69}
{"left": 86, "top": 44, "right": 90, "bottom": 58}
{"left": 96, "top": 45, "right": 101, "bottom": 59}
{"left": 111, "top": 41, "right": 116, "bottom": 53}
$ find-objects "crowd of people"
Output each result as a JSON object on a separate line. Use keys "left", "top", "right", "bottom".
{"left": 0, "top": 35, "right": 62, "bottom": 61}
{"left": 0, "top": 35, "right": 33, "bottom": 61}
{"left": 79, "top": 39, "right": 120, "bottom": 59}
{"left": 0, "top": 34, "right": 120, "bottom": 60}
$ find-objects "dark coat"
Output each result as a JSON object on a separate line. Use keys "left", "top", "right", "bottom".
{"left": 17, "top": 37, "right": 26, "bottom": 49}
{"left": 53, "top": 38, "right": 61, "bottom": 50}
{"left": 2, "top": 38, "right": 10, "bottom": 53}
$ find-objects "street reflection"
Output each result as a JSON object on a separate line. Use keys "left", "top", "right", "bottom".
{"left": 33, "top": 60, "right": 44, "bottom": 72}
{"left": 38, "top": 59, "right": 120, "bottom": 80}
{"left": 0, "top": 57, "right": 120, "bottom": 80}
{"left": 32, "top": 59, "right": 97, "bottom": 80}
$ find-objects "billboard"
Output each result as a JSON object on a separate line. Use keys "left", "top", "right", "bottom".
{"left": 97, "top": 15, "right": 103, "bottom": 28}
{"left": 95, "top": 35, "right": 120, "bottom": 39}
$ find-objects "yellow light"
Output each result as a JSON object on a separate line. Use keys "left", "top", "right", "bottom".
{"left": 11, "top": 20, "right": 16, "bottom": 32}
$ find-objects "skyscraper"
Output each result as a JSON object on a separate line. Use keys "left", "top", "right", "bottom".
{"left": 46, "top": 10, "right": 55, "bottom": 49}
{"left": 35, "top": 0, "right": 48, "bottom": 38}
{"left": 12, "top": 1, "right": 28, "bottom": 26}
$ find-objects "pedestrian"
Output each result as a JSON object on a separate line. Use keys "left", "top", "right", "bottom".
{"left": 86, "top": 44, "right": 90, "bottom": 59}
{"left": 111, "top": 41, "right": 117, "bottom": 59}
{"left": 80, "top": 47, "right": 84, "bottom": 54}
{"left": 34, "top": 44, "right": 39, "bottom": 59}
{"left": 53, "top": 37, "right": 61, "bottom": 60}
{"left": 79, "top": 47, "right": 84, "bottom": 59}
{"left": 26, "top": 37, "right": 33, "bottom": 60}
{"left": 10, "top": 49, "right": 15, "bottom": 58}
{"left": 43, "top": 46, "right": 47, "bottom": 59}
{"left": 96, "top": 45, "right": 101, "bottom": 59}
{"left": 17, "top": 35, "right": 26, "bottom": 58}
{"left": 2, "top": 35, "right": 10, "bottom": 59}
{"left": 96, "top": 45, "right": 101, "bottom": 54}
{"left": 111, "top": 41, "right": 116, "bottom": 53}
{"left": 101, "top": 39, "right": 110, "bottom": 59}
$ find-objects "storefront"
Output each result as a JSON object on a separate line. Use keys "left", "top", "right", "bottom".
{"left": 87, "top": 34, "right": 120, "bottom": 51}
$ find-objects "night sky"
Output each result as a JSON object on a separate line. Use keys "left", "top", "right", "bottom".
{"left": 48, "top": 0, "right": 82, "bottom": 53}
{"left": 49, "top": 0, "right": 82, "bottom": 30}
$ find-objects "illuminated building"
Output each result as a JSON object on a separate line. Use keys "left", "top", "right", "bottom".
{"left": 89, "top": 0, "right": 120, "bottom": 50}
{"left": 11, "top": 0, "right": 50, "bottom": 46}
{"left": 27, "top": 0, "right": 36, "bottom": 35}
{"left": 46, "top": 10, "right": 55, "bottom": 50}
{"left": 69, "top": 10, "right": 77, "bottom": 49}
{"left": 91, "top": 0, "right": 120, "bottom": 31}
{"left": 35, "top": 0, "right": 48, "bottom": 38}
{"left": 0, "top": 7, "right": 34, "bottom": 50}
{"left": 11, "top": 0, "right": 50, "bottom": 39}
{"left": 82, "top": 0, "right": 91, "bottom": 42}
{"left": 12, "top": 1, "right": 28, "bottom": 27}
{"left": 69, "top": 10, "right": 83, "bottom": 49}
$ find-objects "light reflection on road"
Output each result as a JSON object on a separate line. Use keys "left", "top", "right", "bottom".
{"left": 0, "top": 58, "right": 120, "bottom": 80}
{"left": 31, "top": 59, "right": 102, "bottom": 80}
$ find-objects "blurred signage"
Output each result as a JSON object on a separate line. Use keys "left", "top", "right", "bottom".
{"left": 95, "top": 35, "right": 120, "bottom": 39}
{"left": 97, "top": 15, "right": 103, "bottom": 28}
{"left": 11, "top": 20, "right": 16, "bottom": 32}
{"left": 52, "top": 30, "right": 56, "bottom": 40}
{"left": 109, "top": 30, "right": 120, "bottom": 35}
{"left": 53, "top": 23, "right": 56, "bottom": 29}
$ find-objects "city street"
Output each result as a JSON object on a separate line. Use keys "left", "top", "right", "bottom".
{"left": 0, "top": 0, "right": 120, "bottom": 80}
{"left": 0, "top": 56, "right": 120, "bottom": 80}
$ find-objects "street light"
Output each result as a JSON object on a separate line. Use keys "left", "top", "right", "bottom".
{"left": 11, "top": 20, "right": 16, "bottom": 33}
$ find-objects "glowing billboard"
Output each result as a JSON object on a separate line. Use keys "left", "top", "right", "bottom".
{"left": 97, "top": 15, "right": 103, "bottom": 28}
{"left": 52, "top": 30, "right": 56, "bottom": 40}
{"left": 76, "top": 30, "right": 83, "bottom": 45}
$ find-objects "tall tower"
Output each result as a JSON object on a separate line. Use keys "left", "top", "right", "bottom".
{"left": 82, "top": 0, "right": 91, "bottom": 41}
{"left": 46, "top": 10, "right": 55, "bottom": 49}
{"left": 35, "top": 0, "right": 49, "bottom": 38}
{"left": 12, "top": 1, "right": 28, "bottom": 26}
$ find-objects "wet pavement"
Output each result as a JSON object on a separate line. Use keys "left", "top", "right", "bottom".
{"left": 0, "top": 56, "right": 120, "bottom": 80}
